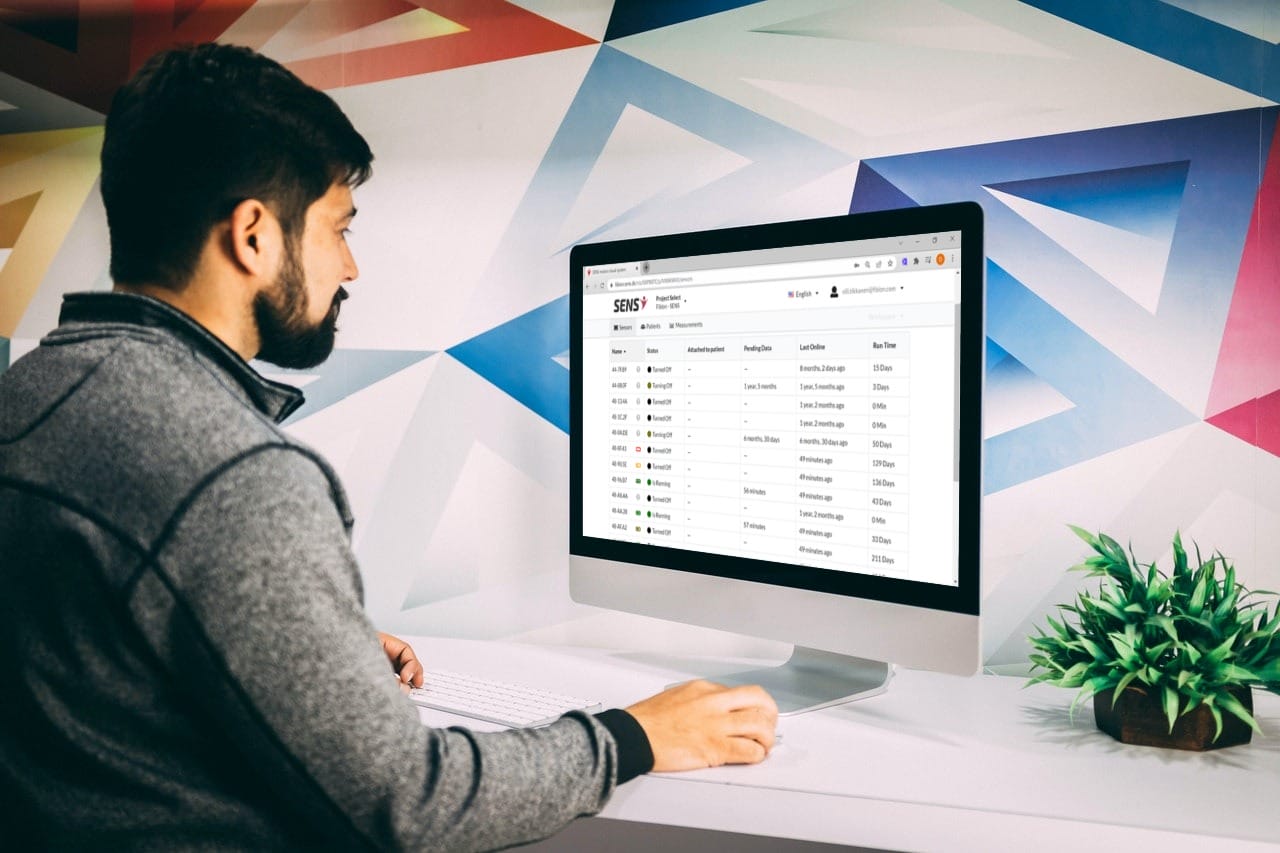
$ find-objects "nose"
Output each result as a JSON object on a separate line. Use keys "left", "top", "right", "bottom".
{"left": 342, "top": 241, "right": 359, "bottom": 283}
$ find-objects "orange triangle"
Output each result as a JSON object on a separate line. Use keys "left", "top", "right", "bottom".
{"left": 0, "top": 191, "right": 41, "bottom": 250}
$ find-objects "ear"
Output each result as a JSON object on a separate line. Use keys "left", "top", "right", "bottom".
{"left": 227, "top": 198, "right": 282, "bottom": 279}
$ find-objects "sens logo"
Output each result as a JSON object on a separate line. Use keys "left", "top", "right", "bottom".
{"left": 613, "top": 296, "right": 647, "bottom": 313}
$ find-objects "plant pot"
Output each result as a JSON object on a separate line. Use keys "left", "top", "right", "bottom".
{"left": 1093, "top": 685, "right": 1253, "bottom": 751}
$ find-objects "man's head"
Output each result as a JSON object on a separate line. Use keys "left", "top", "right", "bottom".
{"left": 101, "top": 43, "right": 372, "bottom": 367}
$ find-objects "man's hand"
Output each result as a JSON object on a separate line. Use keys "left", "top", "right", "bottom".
{"left": 625, "top": 680, "right": 778, "bottom": 772}
{"left": 378, "top": 631, "right": 423, "bottom": 691}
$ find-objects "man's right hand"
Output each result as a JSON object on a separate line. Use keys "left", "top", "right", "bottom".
{"left": 624, "top": 680, "right": 779, "bottom": 772}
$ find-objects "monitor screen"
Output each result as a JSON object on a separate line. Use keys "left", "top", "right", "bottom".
{"left": 569, "top": 202, "right": 982, "bottom": 707}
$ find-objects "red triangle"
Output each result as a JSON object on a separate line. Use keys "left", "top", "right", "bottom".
{"left": 286, "top": 0, "right": 597, "bottom": 90}
{"left": 1205, "top": 389, "right": 1280, "bottom": 458}
{"left": 175, "top": 0, "right": 205, "bottom": 30}
{"left": 1204, "top": 111, "right": 1280, "bottom": 418}
{"left": 0, "top": 1, "right": 594, "bottom": 111}
{"left": 130, "top": 0, "right": 258, "bottom": 76}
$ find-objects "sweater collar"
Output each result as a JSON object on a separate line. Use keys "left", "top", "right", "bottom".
{"left": 56, "top": 291, "right": 305, "bottom": 424}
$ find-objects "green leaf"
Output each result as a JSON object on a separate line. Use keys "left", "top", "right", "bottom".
{"left": 1220, "top": 664, "right": 1260, "bottom": 683}
{"left": 1162, "top": 686, "right": 1180, "bottom": 733}
{"left": 1218, "top": 691, "right": 1262, "bottom": 735}
{"left": 1045, "top": 614, "right": 1072, "bottom": 641}
{"left": 1068, "top": 524, "right": 1099, "bottom": 549}
{"left": 1209, "top": 704, "right": 1224, "bottom": 741}
{"left": 1115, "top": 669, "right": 1142, "bottom": 698}
{"left": 1204, "top": 633, "right": 1239, "bottom": 666}
{"left": 1094, "top": 598, "right": 1127, "bottom": 622}
{"left": 1149, "top": 615, "right": 1179, "bottom": 643}
{"left": 1214, "top": 566, "right": 1239, "bottom": 619}
{"left": 1172, "top": 531, "right": 1188, "bottom": 575}
{"left": 1099, "top": 532, "right": 1124, "bottom": 558}
{"left": 1107, "top": 634, "right": 1137, "bottom": 664}
{"left": 1142, "top": 641, "right": 1173, "bottom": 665}
{"left": 1080, "top": 637, "right": 1109, "bottom": 662}
{"left": 1147, "top": 579, "right": 1173, "bottom": 606}
{"left": 1060, "top": 662, "right": 1088, "bottom": 688}
{"left": 1252, "top": 658, "right": 1280, "bottom": 683}
{"left": 1188, "top": 573, "right": 1209, "bottom": 617}
{"left": 1070, "top": 677, "right": 1113, "bottom": 718}
{"left": 1243, "top": 617, "right": 1280, "bottom": 644}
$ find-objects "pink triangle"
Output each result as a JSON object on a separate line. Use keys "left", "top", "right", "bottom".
{"left": 1205, "top": 389, "right": 1280, "bottom": 458}
{"left": 1204, "top": 112, "right": 1280, "bottom": 419}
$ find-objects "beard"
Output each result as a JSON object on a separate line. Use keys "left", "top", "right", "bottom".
{"left": 253, "top": 243, "right": 347, "bottom": 369}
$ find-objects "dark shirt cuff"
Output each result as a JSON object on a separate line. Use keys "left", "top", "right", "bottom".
{"left": 594, "top": 708, "right": 654, "bottom": 784}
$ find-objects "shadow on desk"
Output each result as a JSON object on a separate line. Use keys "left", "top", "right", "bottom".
{"left": 1021, "top": 700, "right": 1280, "bottom": 768}
{"left": 518, "top": 817, "right": 889, "bottom": 853}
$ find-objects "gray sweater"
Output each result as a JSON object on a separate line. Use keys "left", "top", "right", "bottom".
{"left": 0, "top": 292, "right": 651, "bottom": 851}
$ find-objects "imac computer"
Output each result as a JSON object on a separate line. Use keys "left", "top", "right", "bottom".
{"left": 569, "top": 202, "right": 983, "bottom": 714}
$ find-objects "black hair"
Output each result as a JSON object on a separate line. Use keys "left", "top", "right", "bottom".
{"left": 100, "top": 43, "right": 373, "bottom": 288}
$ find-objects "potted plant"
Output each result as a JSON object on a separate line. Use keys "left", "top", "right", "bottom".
{"left": 1027, "top": 526, "right": 1280, "bottom": 750}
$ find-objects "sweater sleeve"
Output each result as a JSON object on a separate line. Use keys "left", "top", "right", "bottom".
{"left": 129, "top": 443, "right": 625, "bottom": 852}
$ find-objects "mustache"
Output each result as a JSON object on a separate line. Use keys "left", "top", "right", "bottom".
{"left": 328, "top": 286, "right": 349, "bottom": 319}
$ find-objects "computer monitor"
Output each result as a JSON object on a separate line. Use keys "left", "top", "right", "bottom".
{"left": 569, "top": 201, "right": 982, "bottom": 714}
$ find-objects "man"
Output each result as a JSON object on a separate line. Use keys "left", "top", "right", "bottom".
{"left": 0, "top": 43, "right": 777, "bottom": 850}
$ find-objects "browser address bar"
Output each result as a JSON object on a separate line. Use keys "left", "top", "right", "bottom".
{"left": 605, "top": 255, "right": 903, "bottom": 291}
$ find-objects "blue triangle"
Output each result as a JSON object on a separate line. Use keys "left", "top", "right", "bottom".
{"left": 982, "top": 260, "right": 1194, "bottom": 492}
{"left": 849, "top": 162, "right": 918, "bottom": 215}
{"left": 847, "top": 107, "right": 1272, "bottom": 494}
{"left": 604, "top": 0, "right": 761, "bottom": 41}
{"left": 1020, "top": 0, "right": 1279, "bottom": 102}
{"left": 468, "top": 46, "right": 848, "bottom": 431}
{"left": 447, "top": 297, "right": 569, "bottom": 433}
{"left": 987, "top": 161, "right": 1188, "bottom": 240}
{"left": 986, "top": 337, "right": 1011, "bottom": 371}
{"left": 260, "top": 349, "right": 436, "bottom": 425}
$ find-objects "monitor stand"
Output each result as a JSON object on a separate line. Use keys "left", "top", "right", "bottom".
{"left": 686, "top": 646, "right": 894, "bottom": 716}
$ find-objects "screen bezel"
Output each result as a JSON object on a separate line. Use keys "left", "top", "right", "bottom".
{"left": 569, "top": 201, "right": 982, "bottom": 616}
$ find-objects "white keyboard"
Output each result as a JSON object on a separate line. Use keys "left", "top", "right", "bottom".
{"left": 408, "top": 669, "right": 602, "bottom": 728}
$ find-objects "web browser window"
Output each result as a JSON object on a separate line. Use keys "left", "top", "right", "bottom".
{"left": 580, "top": 231, "right": 962, "bottom": 588}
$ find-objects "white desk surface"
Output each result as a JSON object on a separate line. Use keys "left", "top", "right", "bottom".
{"left": 404, "top": 636, "right": 1280, "bottom": 853}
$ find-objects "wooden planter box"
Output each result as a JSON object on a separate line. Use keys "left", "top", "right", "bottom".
{"left": 1093, "top": 685, "right": 1253, "bottom": 751}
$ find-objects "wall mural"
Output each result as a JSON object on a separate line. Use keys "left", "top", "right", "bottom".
{"left": 1, "top": 0, "right": 1276, "bottom": 666}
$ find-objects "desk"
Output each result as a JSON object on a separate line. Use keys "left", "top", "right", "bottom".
{"left": 405, "top": 636, "right": 1280, "bottom": 852}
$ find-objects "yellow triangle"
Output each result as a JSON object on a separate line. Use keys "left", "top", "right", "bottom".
{"left": 387, "top": 7, "right": 469, "bottom": 42}
{"left": 0, "top": 127, "right": 104, "bottom": 337}
{"left": 0, "top": 126, "right": 101, "bottom": 171}
{"left": 270, "top": 7, "right": 469, "bottom": 63}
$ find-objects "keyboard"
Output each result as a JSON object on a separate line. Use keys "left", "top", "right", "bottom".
{"left": 408, "top": 669, "right": 603, "bottom": 728}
